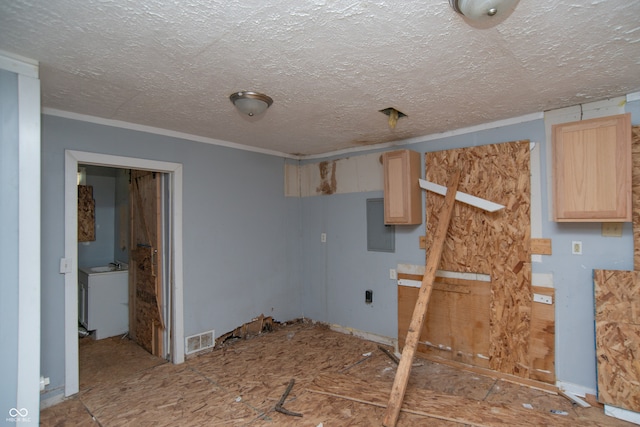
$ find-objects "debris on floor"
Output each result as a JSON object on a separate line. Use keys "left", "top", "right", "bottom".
{"left": 42, "top": 321, "right": 637, "bottom": 427}
{"left": 274, "top": 379, "right": 302, "bottom": 417}
{"left": 378, "top": 345, "right": 400, "bottom": 365}
{"left": 215, "top": 314, "right": 277, "bottom": 347}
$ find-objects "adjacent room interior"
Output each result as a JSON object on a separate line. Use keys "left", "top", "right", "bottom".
{"left": 2, "top": 0, "right": 640, "bottom": 426}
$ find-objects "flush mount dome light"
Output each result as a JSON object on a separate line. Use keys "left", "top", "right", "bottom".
{"left": 449, "top": 0, "right": 519, "bottom": 21}
{"left": 229, "top": 91, "right": 273, "bottom": 117}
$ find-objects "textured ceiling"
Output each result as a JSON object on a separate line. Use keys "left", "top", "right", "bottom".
{"left": 1, "top": 0, "right": 639, "bottom": 157}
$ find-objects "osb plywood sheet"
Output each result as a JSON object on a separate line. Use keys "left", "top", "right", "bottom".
{"left": 398, "top": 275, "right": 491, "bottom": 368}
{"left": 81, "top": 363, "right": 257, "bottom": 426}
{"left": 79, "top": 335, "right": 165, "bottom": 390}
{"left": 594, "top": 269, "right": 640, "bottom": 324}
{"left": 425, "top": 141, "right": 532, "bottom": 378}
{"left": 595, "top": 320, "right": 640, "bottom": 412}
{"left": 594, "top": 269, "right": 640, "bottom": 412}
{"left": 631, "top": 126, "right": 640, "bottom": 269}
{"left": 42, "top": 323, "right": 630, "bottom": 427}
{"left": 309, "top": 373, "right": 592, "bottom": 427}
{"left": 40, "top": 397, "right": 99, "bottom": 426}
{"left": 78, "top": 185, "right": 95, "bottom": 242}
{"left": 529, "top": 286, "right": 555, "bottom": 383}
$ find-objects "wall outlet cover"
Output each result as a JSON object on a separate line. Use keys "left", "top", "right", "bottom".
{"left": 572, "top": 241, "right": 582, "bottom": 255}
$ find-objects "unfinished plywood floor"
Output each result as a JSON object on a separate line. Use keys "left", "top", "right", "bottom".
{"left": 41, "top": 322, "right": 635, "bottom": 426}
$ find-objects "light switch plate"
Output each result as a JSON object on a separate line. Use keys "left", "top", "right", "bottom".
{"left": 59, "top": 258, "right": 72, "bottom": 274}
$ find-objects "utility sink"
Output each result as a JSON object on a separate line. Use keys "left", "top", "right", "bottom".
{"left": 89, "top": 266, "right": 114, "bottom": 273}
{"left": 81, "top": 263, "right": 129, "bottom": 275}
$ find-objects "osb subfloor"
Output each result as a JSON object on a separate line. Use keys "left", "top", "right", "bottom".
{"left": 41, "top": 322, "right": 636, "bottom": 426}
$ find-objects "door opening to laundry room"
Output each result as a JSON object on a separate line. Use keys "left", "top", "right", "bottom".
{"left": 64, "top": 150, "right": 184, "bottom": 398}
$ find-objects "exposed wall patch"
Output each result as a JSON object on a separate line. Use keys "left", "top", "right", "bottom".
{"left": 316, "top": 160, "right": 337, "bottom": 195}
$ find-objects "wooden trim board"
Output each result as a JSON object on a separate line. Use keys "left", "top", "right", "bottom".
{"left": 531, "top": 238, "right": 552, "bottom": 255}
{"left": 383, "top": 170, "right": 461, "bottom": 427}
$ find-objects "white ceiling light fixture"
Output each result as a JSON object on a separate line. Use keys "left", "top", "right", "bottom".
{"left": 229, "top": 91, "right": 273, "bottom": 117}
{"left": 449, "top": 0, "right": 520, "bottom": 22}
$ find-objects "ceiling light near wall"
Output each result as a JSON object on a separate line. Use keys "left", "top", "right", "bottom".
{"left": 449, "top": 0, "right": 519, "bottom": 21}
{"left": 229, "top": 91, "right": 273, "bottom": 117}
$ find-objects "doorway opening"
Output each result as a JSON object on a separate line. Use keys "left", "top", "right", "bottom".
{"left": 64, "top": 150, "right": 184, "bottom": 397}
{"left": 77, "top": 166, "right": 170, "bottom": 355}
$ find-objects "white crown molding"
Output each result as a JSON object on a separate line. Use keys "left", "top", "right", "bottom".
{"left": 42, "top": 108, "right": 298, "bottom": 159}
{"left": 302, "top": 112, "right": 544, "bottom": 160}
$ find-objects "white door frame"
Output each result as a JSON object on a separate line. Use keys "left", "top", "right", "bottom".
{"left": 64, "top": 150, "right": 184, "bottom": 397}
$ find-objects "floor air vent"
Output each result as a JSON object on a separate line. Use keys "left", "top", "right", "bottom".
{"left": 185, "top": 330, "right": 215, "bottom": 355}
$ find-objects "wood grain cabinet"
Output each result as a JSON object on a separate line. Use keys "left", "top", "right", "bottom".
{"left": 553, "top": 113, "right": 632, "bottom": 222}
{"left": 383, "top": 149, "right": 422, "bottom": 225}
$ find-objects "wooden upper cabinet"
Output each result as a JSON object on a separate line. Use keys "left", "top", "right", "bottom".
{"left": 553, "top": 113, "right": 632, "bottom": 222}
{"left": 383, "top": 149, "right": 422, "bottom": 225}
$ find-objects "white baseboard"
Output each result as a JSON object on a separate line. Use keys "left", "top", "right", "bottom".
{"left": 555, "top": 380, "right": 596, "bottom": 398}
{"left": 329, "top": 323, "right": 396, "bottom": 348}
{"left": 605, "top": 405, "right": 640, "bottom": 425}
{"left": 40, "top": 387, "right": 66, "bottom": 409}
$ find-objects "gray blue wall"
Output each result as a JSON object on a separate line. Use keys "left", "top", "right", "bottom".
{"left": 40, "top": 115, "right": 303, "bottom": 396}
{"left": 300, "top": 106, "right": 639, "bottom": 392}
{"left": 39, "top": 99, "right": 640, "bottom": 402}
{"left": 77, "top": 166, "right": 117, "bottom": 268}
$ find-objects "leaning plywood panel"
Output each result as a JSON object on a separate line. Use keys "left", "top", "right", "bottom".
{"left": 424, "top": 141, "right": 532, "bottom": 378}
{"left": 631, "top": 127, "right": 640, "bottom": 269}
{"left": 594, "top": 269, "right": 640, "bottom": 412}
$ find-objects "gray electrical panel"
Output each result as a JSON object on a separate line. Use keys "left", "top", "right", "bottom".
{"left": 366, "top": 198, "right": 395, "bottom": 252}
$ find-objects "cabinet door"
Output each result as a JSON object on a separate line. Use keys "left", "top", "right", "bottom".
{"left": 553, "top": 113, "right": 631, "bottom": 222}
{"left": 383, "top": 150, "right": 422, "bottom": 224}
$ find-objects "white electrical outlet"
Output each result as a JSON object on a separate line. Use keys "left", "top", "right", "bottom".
{"left": 321, "top": 233, "right": 327, "bottom": 243}
{"left": 390, "top": 269, "right": 397, "bottom": 280}
{"left": 572, "top": 241, "right": 582, "bottom": 255}
{"left": 533, "top": 293, "right": 553, "bottom": 305}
